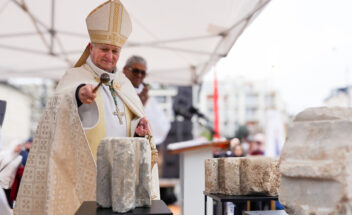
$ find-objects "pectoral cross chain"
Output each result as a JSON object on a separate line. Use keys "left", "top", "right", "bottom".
{"left": 109, "top": 81, "right": 125, "bottom": 125}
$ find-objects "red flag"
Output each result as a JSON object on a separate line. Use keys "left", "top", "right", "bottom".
{"left": 213, "top": 67, "right": 220, "bottom": 139}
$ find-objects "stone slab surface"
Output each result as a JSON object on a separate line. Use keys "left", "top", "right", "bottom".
{"left": 240, "top": 157, "right": 279, "bottom": 196}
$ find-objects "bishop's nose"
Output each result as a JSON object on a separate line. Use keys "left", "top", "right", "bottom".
{"left": 105, "top": 51, "right": 113, "bottom": 60}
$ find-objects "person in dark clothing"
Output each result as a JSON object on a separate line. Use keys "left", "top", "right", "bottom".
{"left": 19, "top": 138, "right": 32, "bottom": 166}
{"left": 9, "top": 137, "right": 32, "bottom": 208}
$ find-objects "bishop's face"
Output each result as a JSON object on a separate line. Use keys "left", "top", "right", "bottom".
{"left": 89, "top": 43, "right": 121, "bottom": 73}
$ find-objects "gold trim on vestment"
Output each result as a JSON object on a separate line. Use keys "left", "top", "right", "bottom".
{"left": 124, "top": 104, "right": 132, "bottom": 137}
{"left": 85, "top": 90, "right": 106, "bottom": 162}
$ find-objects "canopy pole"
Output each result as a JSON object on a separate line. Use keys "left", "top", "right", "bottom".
{"left": 49, "top": 0, "right": 56, "bottom": 55}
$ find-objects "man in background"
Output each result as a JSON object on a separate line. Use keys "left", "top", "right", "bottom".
{"left": 123, "top": 55, "right": 171, "bottom": 145}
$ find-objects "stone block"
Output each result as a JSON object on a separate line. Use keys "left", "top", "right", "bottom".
{"left": 279, "top": 107, "right": 352, "bottom": 215}
{"left": 205, "top": 157, "right": 279, "bottom": 196}
{"left": 96, "top": 137, "right": 151, "bottom": 213}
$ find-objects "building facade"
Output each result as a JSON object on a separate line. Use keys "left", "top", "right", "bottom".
{"left": 324, "top": 86, "right": 352, "bottom": 107}
{"left": 199, "top": 77, "right": 286, "bottom": 138}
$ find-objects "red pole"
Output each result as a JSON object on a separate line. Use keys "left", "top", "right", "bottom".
{"left": 213, "top": 67, "right": 220, "bottom": 139}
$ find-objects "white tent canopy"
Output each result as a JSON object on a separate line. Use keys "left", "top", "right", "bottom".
{"left": 0, "top": 0, "right": 270, "bottom": 85}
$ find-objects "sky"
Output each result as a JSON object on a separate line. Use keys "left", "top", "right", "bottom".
{"left": 205, "top": 0, "right": 352, "bottom": 115}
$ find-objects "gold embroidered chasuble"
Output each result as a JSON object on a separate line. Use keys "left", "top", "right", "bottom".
{"left": 14, "top": 64, "right": 160, "bottom": 215}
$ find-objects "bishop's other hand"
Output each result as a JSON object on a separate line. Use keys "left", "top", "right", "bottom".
{"left": 135, "top": 117, "right": 151, "bottom": 137}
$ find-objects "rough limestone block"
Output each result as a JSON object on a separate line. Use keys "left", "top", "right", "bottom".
{"left": 218, "top": 158, "right": 241, "bottom": 195}
{"left": 240, "top": 157, "right": 279, "bottom": 196}
{"left": 205, "top": 159, "right": 218, "bottom": 194}
{"left": 279, "top": 107, "right": 352, "bottom": 215}
{"left": 135, "top": 139, "right": 152, "bottom": 207}
{"left": 110, "top": 140, "right": 136, "bottom": 212}
{"left": 205, "top": 157, "right": 279, "bottom": 196}
{"left": 97, "top": 137, "right": 151, "bottom": 213}
{"left": 96, "top": 140, "right": 112, "bottom": 208}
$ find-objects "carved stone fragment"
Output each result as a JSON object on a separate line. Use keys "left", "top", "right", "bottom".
{"left": 279, "top": 107, "right": 352, "bottom": 215}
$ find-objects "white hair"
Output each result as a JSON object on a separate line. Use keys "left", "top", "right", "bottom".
{"left": 125, "top": 55, "right": 147, "bottom": 69}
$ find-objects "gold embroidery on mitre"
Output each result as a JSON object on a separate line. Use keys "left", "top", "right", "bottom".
{"left": 88, "top": 33, "right": 108, "bottom": 41}
{"left": 113, "top": 3, "right": 119, "bottom": 32}
{"left": 88, "top": 32, "right": 127, "bottom": 46}
{"left": 87, "top": 0, "right": 131, "bottom": 48}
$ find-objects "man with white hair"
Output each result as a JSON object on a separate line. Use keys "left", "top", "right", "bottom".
{"left": 123, "top": 55, "right": 171, "bottom": 145}
{"left": 14, "top": 1, "right": 159, "bottom": 214}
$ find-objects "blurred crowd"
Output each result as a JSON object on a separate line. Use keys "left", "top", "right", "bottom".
{"left": 213, "top": 133, "right": 265, "bottom": 158}
{"left": 0, "top": 138, "right": 32, "bottom": 214}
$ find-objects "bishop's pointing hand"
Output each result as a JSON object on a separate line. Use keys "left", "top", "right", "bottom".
{"left": 78, "top": 74, "right": 110, "bottom": 104}
{"left": 78, "top": 84, "right": 97, "bottom": 104}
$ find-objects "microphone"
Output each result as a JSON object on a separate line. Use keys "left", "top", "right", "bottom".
{"left": 174, "top": 108, "right": 192, "bottom": 120}
{"left": 142, "top": 82, "right": 151, "bottom": 89}
{"left": 189, "top": 106, "right": 208, "bottom": 120}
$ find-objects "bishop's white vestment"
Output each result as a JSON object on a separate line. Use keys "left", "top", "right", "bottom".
{"left": 14, "top": 61, "right": 160, "bottom": 215}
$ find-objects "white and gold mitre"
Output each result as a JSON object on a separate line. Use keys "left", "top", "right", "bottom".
{"left": 87, "top": 0, "right": 132, "bottom": 47}
{"left": 74, "top": 0, "right": 132, "bottom": 67}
